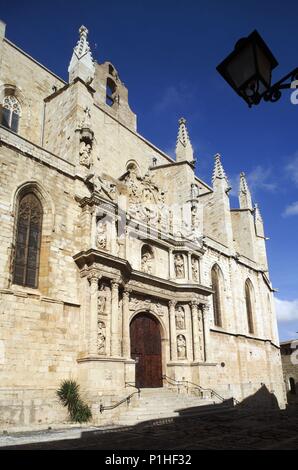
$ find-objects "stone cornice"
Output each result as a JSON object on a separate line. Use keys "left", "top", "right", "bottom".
{"left": 210, "top": 328, "right": 279, "bottom": 349}
{"left": 0, "top": 126, "right": 76, "bottom": 178}
{"left": 4, "top": 38, "right": 66, "bottom": 85}
{"left": 203, "top": 236, "right": 270, "bottom": 277}
{"left": 73, "top": 248, "right": 213, "bottom": 299}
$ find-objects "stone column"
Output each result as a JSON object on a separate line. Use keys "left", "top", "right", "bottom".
{"left": 188, "top": 253, "right": 192, "bottom": 281}
{"left": 91, "top": 209, "right": 97, "bottom": 249}
{"left": 201, "top": 303, "right": 212, "bottom": 362}
{"left": 122, "top": 288, "right": 131, "bottom": 358}
{"left": 191, "top": 301, "right": 200, "bottom": 362}
{"left": 87, "top": 271, "right": 100, "bottom": 356}
{"left": 169, "top": 248, "right": 174, "bottom": 279}
{"left": 111, "top": 279, "right": 120, "bottom": 356}
{"left": 169, "top": 300, "right": 177, "bottom": 361}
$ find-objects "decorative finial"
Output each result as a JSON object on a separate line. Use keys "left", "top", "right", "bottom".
{"left": 68, "top": 25, "right": 95, "bottom": 84}
{"left": 175, "top": 117, "right": 194, "bottom": 164}
{"left": 212, "top": 153, "right": 229, "bottom": 189}
{"left": 239, "top": 172, "right": 253, "bottom": 209}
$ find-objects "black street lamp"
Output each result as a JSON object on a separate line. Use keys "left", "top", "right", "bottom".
{"left": 216, "top": 30, "right": 298, "bottom": 107}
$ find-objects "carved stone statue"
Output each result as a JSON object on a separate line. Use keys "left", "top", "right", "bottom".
{"left": 98, "top": 286, "right": 106, "bottom": 314}
{"left": 191, "top": 205, "right": 200, "bottom": 229}
{"left": 96, "top": 221, "right": 107, "bottom": 249}
{"left": 190, "top": 183, "right": 199, "bottom": 200}
{"left": 79, "top": 141, "right": 92, "bottom": 167}
{"left": 97, "top": 320, "right": 106, "bottom": 354}
{"left": 141, "top": 250, "right": 153, "bottom": 274}
{"left": 174, "top": 254, "right": 185, "bottom": 279}
{"left": 175, "top": 306, "right": 185, "bottom": 329}
{"left": 191, "top": 258, "right": 199, "bottom": 282}
{"left": 177, "top": 334, "right": 186, "bottom": 359}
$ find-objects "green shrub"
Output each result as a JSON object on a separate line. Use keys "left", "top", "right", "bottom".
{"left": 57, "top": 379, "right": 92, "bottom": 423}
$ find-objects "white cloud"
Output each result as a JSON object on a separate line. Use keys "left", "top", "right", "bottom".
{"left": 275, "top": 297, "right": 298, "bottom": 322}
{"left": 152, "top": 84, "right": 194, "bottom": 113}
{"left": 246, "top": 166, "right": 276, "bottom": 193}
{"left": 286, "top": 152, "right": 298, "bottom": 186}
{"left": 283, "top": 201, "right": 298, "bottom": 217}
{"left": 228, "top": 165, "right": 275, "bottom": 198}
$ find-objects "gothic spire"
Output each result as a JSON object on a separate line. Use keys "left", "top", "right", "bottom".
{"left": 212, "top": 153, "right": 230, "bottom": 191}
{"left": 239, "top": 172, "right": 253, "bottom": 210}
{"left": 212, "top": 153, "right": 226, "bottom": 180}
{"left": 254, "top": 203, "right": 265, "bottom": 237}
{"left": 68, "top": 25, "right": 95, "bottom": 85}
{"left": 175, "top": 117, "right": 194, "bottom": 164}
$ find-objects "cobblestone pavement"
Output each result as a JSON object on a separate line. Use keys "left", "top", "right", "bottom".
{"left": 1, "top": 407, "right": 298, "bottom": 450}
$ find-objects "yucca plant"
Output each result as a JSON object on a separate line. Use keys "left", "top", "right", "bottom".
{"left": 57, "top": 379, "right": 92, "bottom": 423}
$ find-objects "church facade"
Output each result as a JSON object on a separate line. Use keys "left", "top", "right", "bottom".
{"left": 0, "top": 23, "right": 285, "bottom": 427}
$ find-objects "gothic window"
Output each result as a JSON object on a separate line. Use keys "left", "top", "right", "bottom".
{"left": 106, "top": 78, "right": 117, "bottom": 107}
{"left": 13, "top": 193, "right": 43, "bottom": 288}
{"left": 211, "top": 264, "right": 222, "bottom": 327}
{"left": 245, "top": 279, "right": 254, "bottom": 334}
{"left": 1, "top": 95, "right": 21, "bottom": 133}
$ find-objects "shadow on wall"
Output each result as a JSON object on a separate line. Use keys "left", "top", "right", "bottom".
{"left": 286, "top": 377, "right": 298, "bottom": 405}
{"left": 236, "top": 384, "right": 280, "bottom": 411}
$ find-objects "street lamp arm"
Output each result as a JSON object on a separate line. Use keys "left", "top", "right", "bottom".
{"left": 263, "top": 67, "right": 298, "bottom": 103}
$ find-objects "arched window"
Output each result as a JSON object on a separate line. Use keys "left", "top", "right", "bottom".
{"left": 211, "top": 264, "right": 222, "bottom": 327}
{"left": 245, "top": 279, "right": 254, "bottom": 334}
{"left": 1, "top": 95, "right": 21, "bottom": 132}
{"left": 106, "top": 78, "right": 117, "bottom": 107}
{"left": 13, "top": 193, "right": 43, "bottom": 288}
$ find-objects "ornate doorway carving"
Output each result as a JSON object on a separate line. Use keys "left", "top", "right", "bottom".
{"left": 130, "top": 313, "right": 162, "bottom": 388}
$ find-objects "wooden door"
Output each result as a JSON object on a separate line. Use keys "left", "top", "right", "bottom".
{"left": 130, "top": 313, "right": 162, "bottom": 388}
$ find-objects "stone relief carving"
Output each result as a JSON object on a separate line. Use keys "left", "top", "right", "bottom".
{"left": 123, "top": 167, "right": 168, "bottom": 226}
{"left": 191, "top": 257, "right": 199, "bottom": 282}
{"left": 129, "top": 297, "right": 164, "bottom": 316}
{"left": 85, "top": 170, "right": 117, "bottom": 201}
{"left": 141, "top": 248, "right": 153, "bottom": 274}
{"left": 177, "top": 334, "right": 187, "bottom": 359}
{"left": 191, "top": 204, "right": 200, "bottom": 229}
{"left": 79, "top": 106, "right": 94, "bottom": 168}
{"left": 97, "top": 285, "right": 106, "bottom": 314}
{"left": 175, "top": 305, "right": 185, "bottom": 330}
{"left": 79, "top": 141, "right": 92, "bottom": 168}
{"left": 96, "top": 220, "right": 107, "bottom": 250}
{"left": 80, "top": 106, "right": 92, "bottom": 130}
{"left": 97, "top": 320, "right": 106, "bottom": 354}
{"left": 174, "top": 254, "right": 185, "bottom": 279}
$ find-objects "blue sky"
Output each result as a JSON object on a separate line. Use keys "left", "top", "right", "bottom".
{"left": 1, "top": 0, "right": 297, "bottom": 341}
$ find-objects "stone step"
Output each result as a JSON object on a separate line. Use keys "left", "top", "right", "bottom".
{"left": 102, "top": 387, "right": 224, "bottom": 427}
{"left": 130, "top": 400, "right": 214, "bottom": 410}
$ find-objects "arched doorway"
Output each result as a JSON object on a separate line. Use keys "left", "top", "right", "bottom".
{"left": 130, "top": 313, "right": 162, "bottom": 388}
{"left": 289, "top": 377, "right": 296, "bottom": 395}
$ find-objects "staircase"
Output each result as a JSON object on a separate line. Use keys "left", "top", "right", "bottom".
{"left": 113, "top": 387, "right": 222, "bottom": 426}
